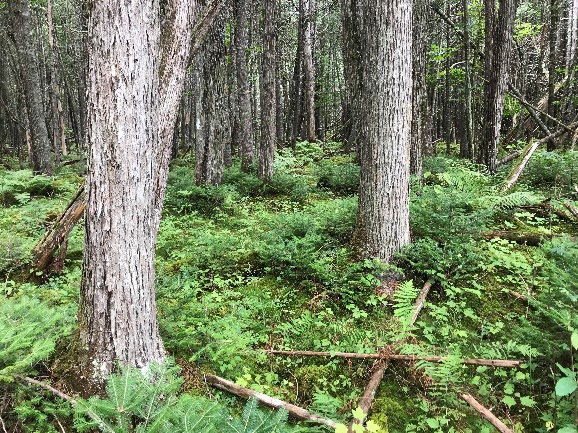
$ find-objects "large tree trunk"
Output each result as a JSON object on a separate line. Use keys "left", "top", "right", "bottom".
{"left": 351, "top": 0, "right": 412, "bottom": 262}
{"left": 77, "top": 0, "right": 221, "bottom": 395}
{"left": 8, "top": 0, "right": 54, "bottom": 175}
{"left": 234, "top": 0, "right": 254, "bottom": 171}
{"left": 258, "top": 0, "right": 277, "bottom": 182}
{"left": 478, "top": 0, "right": 516, "bottom": 172}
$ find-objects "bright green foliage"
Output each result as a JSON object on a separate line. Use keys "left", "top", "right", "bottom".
{"left": 0, "top": 296, "right": 73, "bottom": 380}
{"left": 74, "top": 361, "right": 304, "bottom": 433}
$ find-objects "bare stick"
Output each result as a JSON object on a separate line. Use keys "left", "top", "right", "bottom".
{"left": 410, "top": 278, "right": 434, "bottom": 325}
{"left": 504, "top": 123, "right": 577, "bottom": 191}
{"left": 497, "top": 152, "right": 521, "bottom": 167}
{"left": 461, "top": 393, "right": 514, "bottom": 433}
{"left": 205, "top": 374, "right": 337, "bottom": 428}
{"left": 265, "top": 350, "right": 522, "bottom": 368}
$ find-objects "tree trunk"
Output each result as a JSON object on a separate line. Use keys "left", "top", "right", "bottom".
{"left": 351, "top": 0, "right": 412, "bottom": 262}
{"left": 8, "top": 0, "right": 54, "bottom": 175}
{"left": 410, "top": 0, "right": 431, "bottom": 176}
{"left": 546, "top": 0, "right": 560, "bottom": 150}
{"left": 77, "top": 0, "right": 220, "bottom": 395}
{"left": 478, "top": 0, "right": 516, "bottom": 173}
{"left": 301, "top": 0, "right": 316, "bottom": 142}
{"left": 461, "top": 0, "right": 474, "bottom": 159}
{"left": 234, "top": 0, "right": 254, "bottom": 171}
{"left": 258, "top": 0, "right": 277, "bottom": 182}
{"left": 341, "top": 0, "right": 361, "bottom": 154}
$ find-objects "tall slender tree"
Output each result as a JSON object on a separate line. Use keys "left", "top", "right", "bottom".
{"left": 351, "top": 0, "right": 412, "bottom": 261}
{"left": 259, "top": 0, "right": 277, "bottom": 181}
{"left": 478, "top": 0, "right": 516, "bottom": 172}
{"left": 8, "top": 0, "right": 54, "bottom": 175}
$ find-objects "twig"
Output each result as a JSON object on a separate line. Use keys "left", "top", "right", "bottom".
{"left": 410, "top": 278, "right": 434, "bottom": 325}
{"left": 205, "top": 374, "right": 337, "bottom": 428}
{"left": 461, "top": 393, "right": 514, "bottom": 433}
{"left": 265, "top": 350, "right": 522, "bottom": 368}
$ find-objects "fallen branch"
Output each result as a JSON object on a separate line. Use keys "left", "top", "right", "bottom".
{"left": 31, "top": 185, "right": 86, "bottom": 271}
{"left": 461, "top": 393, "right": 514, "bottom": 433}
{"left": 265, "top": 350, "right": 522, "bottom": 368}
{"left": 204, "top": 374, "right": 337, "bottom": 428}
{"left": 503, "top": 123, "right": 578, "bottom": 191}
{"left": 483, "top": 230, "right": 548, "bottom": 246}
{"left": 349, "top": 279, "right": 434, "bottom": 431}
{"left": 563, "top": 201, "right": 578, "bottom": 221}
{"left": 496, "top": 152, "right": 521, "bottom": 167}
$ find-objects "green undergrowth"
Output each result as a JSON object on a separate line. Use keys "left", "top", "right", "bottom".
{"left": 1, "top": 145, "right": 578, "bottom": 432}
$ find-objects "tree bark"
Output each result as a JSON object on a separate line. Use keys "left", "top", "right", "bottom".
{"left": 234, "top": 0, "right": 254, "bottom": 171}
{"left": 478, "top": 0, "right": 516, "bottom": 173}
{"left": 258, "top": 0, "right": 277, "bottom": 182}
{"left": 8, "top": 0, "right": 54, "bottom": 175}
{"left": 301, "top": 0, "right": 316, "bottom": 142}
{"left": 410, "top": 0, "right": 431, "bottom": 176}
{"left": 351, "top": 0, "right": 412, "bottom": 262}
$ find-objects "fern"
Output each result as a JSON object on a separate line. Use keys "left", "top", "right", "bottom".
{"left": 476, "top": 190, "right": 543, "bottom": 210}
{"left": 392, "top": 280, "right": 418, "bottom": 336}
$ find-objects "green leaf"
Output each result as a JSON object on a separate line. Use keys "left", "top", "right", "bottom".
{"left": 502, "top": 396, "right": 516, "bottom": 408}
{"left": 352, "top": 425, "right": 365, "bottom": 433}
{"left": 366, "top": 420, "right": 380, "bottom": 432}
{"left": 426, "top": 418, "right": 440, "bottom": 428}
{"left": 571, "top": 332, "right": 578, "bottom": 350}
{"left": 335, "top": 424, "right": 348, "bottom": 433}
{"left": 558, "top": 427, "right": 578, "bottom": 433}
{"left": 555, "top": 377, "right": 577, "bottom": 397}
{"left": 352, "top": 407, "right": 365, "bottom": 421}
{"left": 519, "top": 396, "right": 536, "bottom": 407}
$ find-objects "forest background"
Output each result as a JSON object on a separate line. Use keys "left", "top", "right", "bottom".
{"left": 0, "top": 0, "right": 578, "bottom": 432}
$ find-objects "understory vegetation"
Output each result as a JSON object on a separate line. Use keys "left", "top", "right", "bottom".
{"left": 1, "top": 142, "right": 577, "bottom": 432}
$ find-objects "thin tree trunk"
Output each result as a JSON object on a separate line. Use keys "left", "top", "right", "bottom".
{"left": 478, "top": 0, "right": 516, "bottom": 173}
{"left": 234, "top": 0, "right": 254, "bottom": 171}
{"left": 461, "top": 0, "right": 474, "bottom": 159}
{"left": 8, "top": 0, "right": 54, "bottom": 175}
{"left": 258, "top": 0, "right": 276, "bottom": 182}
{"left": 301, "top": 0, "right": 316, "bottom": 142}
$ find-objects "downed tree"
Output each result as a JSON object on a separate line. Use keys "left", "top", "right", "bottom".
{"left": 31, "top": 185, "right": 86, "bottom": 271}
{"left": 265, "top": 350, "right": 522, "bottom": 368}
{"left": 483, "top": 230, "right": 548, "bottom": 246}
{"left": 503, "top": 123, "right": 578, "bottom": 192}
{"left": 349, "top": 279, "right": 434, "bottom": 432}
{"left": 564, "top": 201, "right": 578, "bottom": 221}
{"left": 461, "top": 393, "right": 514, "bottom": 433}
{"left": 204, "top": 374, "right": 337, "bottom": 428}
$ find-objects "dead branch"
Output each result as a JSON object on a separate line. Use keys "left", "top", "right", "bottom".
{"left": 564, "top": 202, "right": 578, "bottom": 221}
{"left": 265, "top": 350, "right": 522, "bottom": 368}
{"left": 483, "top": 230, "right": 548, "bottom": 246}
{"left": 461, "top": 393, "right": 514, "bottom": 433}
{"left": 204, "top": 374, "right": 337, "bottom": 428}
{"left": 348, "top": 279, "right": 434, "bottom": 431}
{"left": 503, "top": 123, "right": 578, "bottom": 191}
{"left": 31, "top": 185, "right": 86, "bottom": 271}
{"left": 497, "top": 152, "right": 521, "bottom": 167}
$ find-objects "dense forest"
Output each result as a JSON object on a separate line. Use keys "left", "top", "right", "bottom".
{"left": 0, "top": 0, "right": 577, "bottom": 431}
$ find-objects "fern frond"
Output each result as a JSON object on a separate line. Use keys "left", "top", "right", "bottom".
{"left": 477, "top": 190, "right": 543, "bottom": 210}
{"left": 393, "top": 280, "right": 418, "bottom": 335}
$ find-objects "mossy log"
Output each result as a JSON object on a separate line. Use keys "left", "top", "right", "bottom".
{"left": 31, "top": 185, "right": 86, "bottom": 271}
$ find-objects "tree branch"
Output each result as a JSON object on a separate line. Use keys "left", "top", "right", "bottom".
{"left": 461, "top": 393, "right": 514, "bottom": 433}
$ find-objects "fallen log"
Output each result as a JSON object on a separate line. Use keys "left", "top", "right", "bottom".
{"left": 483, "top": 230, "right": 548, "bottom": 246}
{"left": 349, "top": 279, "right": 434, "bottom": 432}
{"left": 503, "top": 123, "right": 578, "bottom": 192}
{"left": 204, "top": 374, "right": 337, "bottom": 428}
{"left": 31, "top": 185, "right": 86, "bottom": 271}
{"left": 461, "top": 393, "right": 514, "bottom": 433}
{"left": 496, "top": 152, "right": 521, "bottom": 167}
{"left": 564, "top": 201, "right": 578, "bottom": 221}
{"left": 265, "top": 350, "right": 522, "bottom": 368}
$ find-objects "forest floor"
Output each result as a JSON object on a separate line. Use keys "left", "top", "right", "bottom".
{"left": 1, "top": 141, "right": 578, "bottom": 433}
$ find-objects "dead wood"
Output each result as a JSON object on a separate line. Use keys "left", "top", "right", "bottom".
{"left": 348, "top": 279, "right": 434, "bottom": 431}
{"left": 564, "top": 201, "right": 578, "bottom": 221}
{"left": 483, "top": 230, "right": 547, "bottom": 246}
{"left": 497, "top": 152, "right": 521, "bottom": 167}
{"left": 204, "top": 374, "right": 337, "bottom": 428}
{"left": 31, "top": 185, "right": 86, "bottom": 271}
{"left": 265, "top": 350, "right": 522, "bottom": 368}
{"left": 461, "top": 393, "right": 514, "bottom": 433}
{"left": 503, "top": 123, "right": 578, "bottom": 192}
